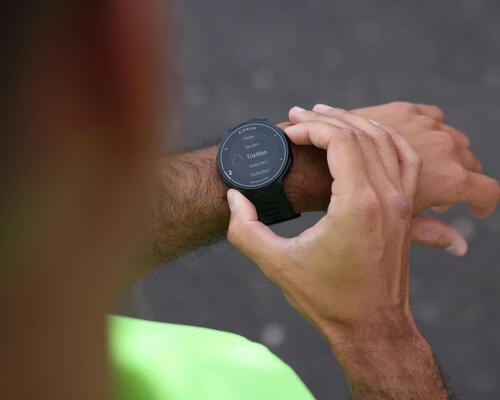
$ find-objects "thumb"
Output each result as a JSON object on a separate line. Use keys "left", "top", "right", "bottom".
{"left": 226, "top": 189, "right": 288, "bottom": 266}
{"left": 411, "top": 215, "right": 468, "bottom": 257}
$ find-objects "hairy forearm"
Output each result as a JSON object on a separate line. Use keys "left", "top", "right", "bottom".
{"left": 141, "top": 146, "right": 227, "bottom": 272}
{"left": 325, "top": 318, "right": 450, "bottom": 400}
{"left": 140, "top": 141, "right": 330, "bottom": 272}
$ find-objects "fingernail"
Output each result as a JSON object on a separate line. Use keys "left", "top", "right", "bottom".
{"left": 368, "top": 118, "right": 381, "bottom": 126}
{"left": 290, "top": 106, "right": 306, "bottom": 113}
{"left": 314, "top": 104, "right": 333, "bottom": 112}
{"left": 227, "top": 189, "right": 236, "bottom": 211}
{"left": 445, "top": 238, "right": 468, "bottom": 257}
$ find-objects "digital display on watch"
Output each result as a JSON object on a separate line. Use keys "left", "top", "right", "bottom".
{"left": 218, "top": 122, "right": 288, "bottom": 189}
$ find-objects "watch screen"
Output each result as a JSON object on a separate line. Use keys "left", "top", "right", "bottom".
{"left": 219, "top": 122, "right": 288, "bottom": 189}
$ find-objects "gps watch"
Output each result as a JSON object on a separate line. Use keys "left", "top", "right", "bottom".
{"left": 217, "top": 119, "right": 300, "bottom": 225}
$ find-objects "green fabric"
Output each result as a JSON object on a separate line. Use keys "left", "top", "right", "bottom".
{"left": 109, "top": 315, "right": 314, "bottom": 400}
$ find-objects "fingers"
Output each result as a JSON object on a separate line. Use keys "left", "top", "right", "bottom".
{"left": 277, "top": 121, "right": 293, "bottom": 130}
{"left": 463, "top": 172, "right": 500, "bottom": 218}
{"left": 459, "top": 148, "right": 483, "bottom": 173}
{"left": 313, "top": 103, "right": 336, "bottom": 114}
{"left": 293, "top": 106, "right": 402, "bottom": 190}
{"left": 284, "top": 117, "right": 345, "bottom": 147}
{"left": 428, "top": 122, "right": 477, "bottom": 172}
{"left": 226, "top": 189, "right": 288, "bottom": 267}
{"left": 411, "top": 215, "right": 468, "bottom": 256}
{"left": 289, "top": 106, "right": 422, "bottom": 214}
{"left": 288, "top": 108, "right": 420, "bottom": 225}
{"left": 441, "top": 124, "right": 470, "bottom": 148}
{"left": 289, "top": 106, "right": 351, "bottom": 129}
{"left": 311, "top": 104, "right": 491, "bottom": 215}
{"left": 375, "top": 122, "right": 422, "bottom": 203}
{"left": 432, "top": 169, "right": 498, "bottom": 218}
{"left": 429, "top": 169, "right": 498, "bottom": 218}
{"left": 312, "top": 107, "right": 403, "bottom": 189}
{"left": 350, "top": 129, "right": 396, "bottom": 204}
{"left": 284, "top": 121, "right": 370, "bottom": 193}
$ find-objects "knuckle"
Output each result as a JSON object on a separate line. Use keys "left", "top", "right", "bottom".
{"left": 388, "top": 192, "right": 412, "bottom": 219}
{"left": 355, "top": 188, "right": 382, "bottom": 215}
{"left": 408, "top": 151, "right": 423, "bottom": 171}
{"left": 429, "top": 105, "right": 445, "bottom": 120}
{"left": 447, "top": 128, "right": 470, "bottom": 148}
{"left": 434, "top": 131, "right": 456, "bottom": 152}
{"left": 451, "top": 166, "right": 469, "bottom": 187}
{"left": 318, "top": 121, "right": 339, "bottom": 132}
{"left": 416, "top": 115, "right": 439, "bottom": 128}
{"left": 338, "top": 127, "right": 357, "bottom": 141}
{"left": 316, "top": 121, "right": 337, "bottom": 136}
{"left": 461, "top": 133, "right": 471, "bottom": 148}
{"left": 392, "top": 101, "right": 417, "bottom": 113}
{"left": 372, "top": 127, "right": 391, "bottom": 141}
{"left": 315, "top": 121, "right": 331, "bottom": 131}
{"left": 354, "top": 129, "right": 373, "bottom": 143}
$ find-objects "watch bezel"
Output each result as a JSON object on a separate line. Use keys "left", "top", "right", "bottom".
{"left": 216, "top": 119, "right": 292, "bottom": 191}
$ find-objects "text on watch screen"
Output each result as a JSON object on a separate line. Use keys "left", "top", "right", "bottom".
{"left": 220, "top": 125, "right": 287, "bottom": 187}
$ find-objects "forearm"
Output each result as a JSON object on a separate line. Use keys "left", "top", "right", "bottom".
{"left": 141, "top": 146, "right": 227, "bottom": 272}
{"left": 141, "top": 141, "right": 330, "bottom": 272}
{"left": 325, "top": 318, "right": 450, "bottom": 400}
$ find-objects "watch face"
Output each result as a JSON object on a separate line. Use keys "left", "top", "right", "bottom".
{"left": 218, "top": 121, "right": 289, "bottom": 189}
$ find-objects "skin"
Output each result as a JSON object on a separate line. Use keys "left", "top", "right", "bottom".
{"left": 302, "top": 103, "right": 498, "bottom": 252}
{"left": 226, "top": 110, "right": 448, "bottom": 399}
{"left": 144, "top": 102, "right": 499, "bottom": 270}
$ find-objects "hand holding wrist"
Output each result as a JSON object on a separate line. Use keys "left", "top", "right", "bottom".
{"left": 228, "top": 111, "right": 449, "bottom": 399}
{"left": 285, "top": 104, "right": 499, "bottom": 257}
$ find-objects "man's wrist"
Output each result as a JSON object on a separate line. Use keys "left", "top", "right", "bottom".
{"left": 273, "top": 121, "right": 330, "bottom": 213}
{"left": 283, "top": 143, "right": 331, "bottom": 213}
{"left": 321, "top": 311, "right": 421, "bottom": 354}
{"left": 320, "top": 313, "right": 448, "bottom": 399}
{"left": 210, "top": 122, "right": 331, "bottom": 214}
{"left": 329, "top": 320, "right": 427, "bottom": 362}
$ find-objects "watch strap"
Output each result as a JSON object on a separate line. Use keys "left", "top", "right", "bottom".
{"left": 245, "top": 184, "right": 300, "bottom": 225}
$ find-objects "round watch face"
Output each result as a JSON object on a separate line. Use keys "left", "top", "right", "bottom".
{"left": 218, "top": 121, "right": 289, "bottom": 189}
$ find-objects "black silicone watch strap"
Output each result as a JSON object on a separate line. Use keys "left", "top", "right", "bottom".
{"left": 245, "top": 184, "right": 299, "bottom": 225}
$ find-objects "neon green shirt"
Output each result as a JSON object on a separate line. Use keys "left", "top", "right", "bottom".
{"left": 109, "top": 315, "right": 314, "bottom": 400}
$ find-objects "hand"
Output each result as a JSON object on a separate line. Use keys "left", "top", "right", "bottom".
{"left": 228, "top": 111, "right": 449, "bottom": 399}
{"left": 350, "top": 101, "right": 499, "bottom": 215}
{"left": 287, "top": 102, "right": 499, "bottom": 256}
{"left": 227, "top": 111, "right": 421, "bottom": 341}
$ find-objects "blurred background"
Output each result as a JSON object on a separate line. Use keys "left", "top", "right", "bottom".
{"left": 121, "top": 0, "right": 500, "bottom": 398}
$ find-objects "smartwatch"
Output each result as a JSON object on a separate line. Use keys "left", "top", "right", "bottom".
{"left": 217, "top": 119, "right": 300, "bottom": 225}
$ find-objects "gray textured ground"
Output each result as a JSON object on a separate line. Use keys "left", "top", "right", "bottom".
{"left": 121, "top": 1, "right": 500, "bottom": 398}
